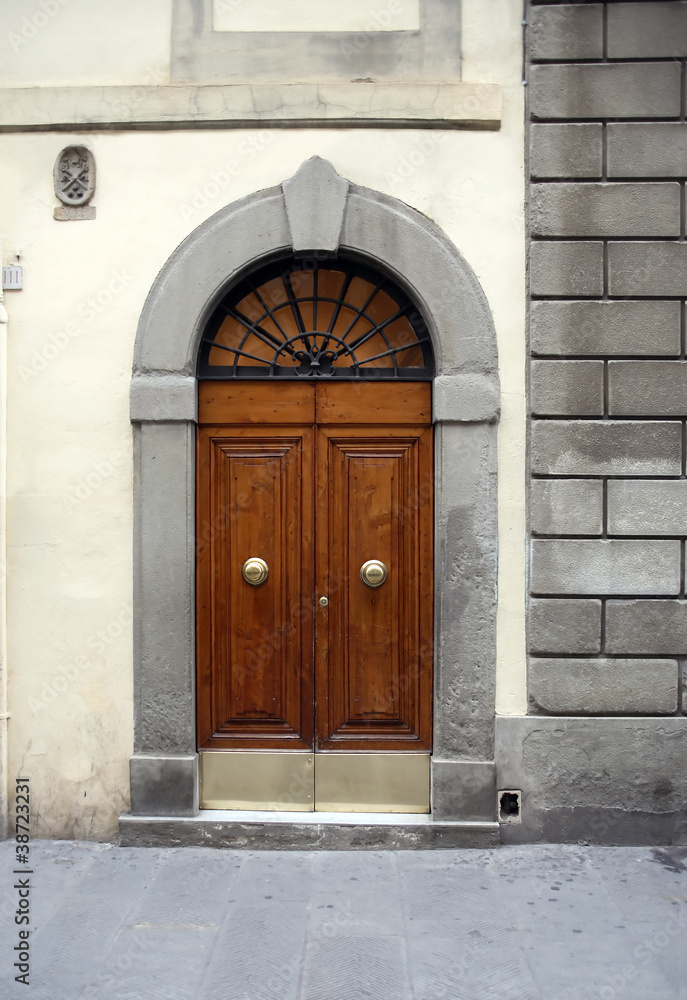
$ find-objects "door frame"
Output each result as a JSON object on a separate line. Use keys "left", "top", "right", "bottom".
{"left": 128, "top": 157, "right": 500, "bottom": 823}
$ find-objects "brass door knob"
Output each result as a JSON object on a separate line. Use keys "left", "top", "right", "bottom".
{"left": 241, "top": 557, "right": 269, "bottom": 586}
{"left": 360, "top": 559, "right": 388, "bottom": 588}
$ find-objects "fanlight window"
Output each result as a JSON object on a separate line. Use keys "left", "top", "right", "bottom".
{"left": 197, "top": 258, "right": 434, "bottom": 379}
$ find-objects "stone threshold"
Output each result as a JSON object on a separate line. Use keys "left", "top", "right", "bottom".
{"left": 119, "top": 811, "right": 500, "bottom": 850}
{"left": 0, "top": 82, "right": 502, "bottom": 132}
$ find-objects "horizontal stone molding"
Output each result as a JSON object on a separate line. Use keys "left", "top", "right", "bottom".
{"left": 528, "top": 657, "right": 678, "bottom": 716}
{"left": 0, "top": 83, "right": 502, "bottom": 132}
{"left": 529, "top": 598, "right": 602, "bottom": 655}
{"left": 432, "top": 374, "right": 500, "bottom": 423}
{"left": 531, "top": 420, "right": 682, "bottom": 477}
{"left": 130, "top": 375, "right": 197, "bottom": 422}
{"left": 531, "top": 300, "right": 681, "bottom": 357}
{"left": 606, "top": 599, "right": 687, "bottom": 655}
{"left": 530, "top": 538, "right": 682, "bottom": 596}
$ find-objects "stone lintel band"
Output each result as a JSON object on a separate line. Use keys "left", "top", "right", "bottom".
{"left": 0, "top": 84, "right": 502, "bottom": 133}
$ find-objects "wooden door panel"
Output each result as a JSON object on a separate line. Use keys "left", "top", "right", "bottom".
{"left": 197, "top": 425, "right": 314, "bottom": 749}
{"left": 199, "top": 382, "right": 315, "bottom": 425}
{"left": 316, "top": 426, "right": 433, "bottom": 751}
{"left": 316, "top": 382, "right": 432, "bottom": 425}
{"left": 198, "top": 381, "right": 433, "bottom": 759}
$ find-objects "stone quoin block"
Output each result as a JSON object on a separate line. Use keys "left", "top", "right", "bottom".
{"left": 530, "top": 479, "right": 603, "bottom": 537}
{"left": 530, "top": 360, "right": 604, "bottom": 417}
{"left": 608, "top": 479, "right": 687, "bottom": 537}
{"left": 606, "top": 599, "right": 687, "bottom": 655}
{"left": 530, "top": 124, "right": 603, "bottom": 180}
{"left": 530, "top": 63, "right": 681, "bottom": 120}
{"left": 608, "top": 123, "right": 687, "bottom": 179}
{"left": 608, "top": 2, "right": 687, "bottom": 59}
{"left": 530, "top": 242, "right": 603, "bottom": 298}
{"left": 530, "top": 538, "right": 681, "bottom": 596}
{"left": 608, "top": 361, "right": 687, "bottom": 417}
{"left": 528, "top": 657, "right": 678, "bottom": 715}
{"left": 531, "top": 300, "right": 681, "bottom": 357}
{"left": 529, "top": 4, "right": 603, "bottom": 61}
{"left": 608, "top": 243, "right": 687, "bottom": 298}
{"left": 529, "top": 598, "right": 602, "bottom": 655}
{"left": 531, "top": 420, "right": 682, "bottom": 477}
{"left": 530, "top": 183, "right": 680, "bottom": 239}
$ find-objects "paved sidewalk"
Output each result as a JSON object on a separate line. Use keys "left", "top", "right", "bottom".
{"left": 0, "top": 840, "right": 685, "bottom": 1000}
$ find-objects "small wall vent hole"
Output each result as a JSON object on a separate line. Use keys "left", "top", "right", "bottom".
{"left": 498, "top": 789, "right": 522, "bottom": 825}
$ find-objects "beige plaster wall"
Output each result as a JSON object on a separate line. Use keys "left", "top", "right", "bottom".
{"left": 213, "top": 0, "right": 420, "bottom": 33}
{"left": 0, "top": 0, "right": 526, "bottom": 839}
{"left": 0, "top": 0, "right": 172, "bottom": 88}
{"left": 0, "top": 237, "right": 8, "bottom": 841}
{"left": 463, "top": 1, "right": 527, "bottom": 716}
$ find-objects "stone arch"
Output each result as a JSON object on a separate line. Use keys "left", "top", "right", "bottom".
{"left": 127, "top": 158, "right": 500, "bottom": 829}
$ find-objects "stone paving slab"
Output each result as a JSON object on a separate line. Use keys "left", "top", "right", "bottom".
{"left": 0, "top": 841, "right": 685, "bottom": 999}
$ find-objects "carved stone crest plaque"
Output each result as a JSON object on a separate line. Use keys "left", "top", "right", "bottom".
{"left": 54, "top": 146, "right": 96, "bottom": 220}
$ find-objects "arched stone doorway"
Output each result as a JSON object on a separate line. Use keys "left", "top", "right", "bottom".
{"left": 124, "top": 158, "right": 500, "bottom": 841}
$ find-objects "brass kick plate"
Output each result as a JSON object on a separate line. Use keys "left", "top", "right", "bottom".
{"left": 199, "top": 751, "right": 430, "bottom": 813}
{"left": 315, "top": 754, "right": 430, "bottom": 813}
{"left": 200, "top": 751, "right": 314, "bottom": 811}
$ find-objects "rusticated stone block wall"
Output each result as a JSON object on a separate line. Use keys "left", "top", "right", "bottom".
{"left": 527, "top": 1, "right": 687, "bottom": 716}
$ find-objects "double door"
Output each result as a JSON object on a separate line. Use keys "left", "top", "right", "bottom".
{"left": 196, "top": 382, "right": 433, "bottom": 809}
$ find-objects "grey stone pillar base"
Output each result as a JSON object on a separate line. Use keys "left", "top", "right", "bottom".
{"left": 129, "top": 755, "right": 199, "bottom": 817}
{"left": 431, "top": 759, "right": 496, "bottom": 821}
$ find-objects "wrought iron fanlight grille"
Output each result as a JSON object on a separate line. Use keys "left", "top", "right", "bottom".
{"left": 197, "top": 258, "right": 434, "bottom": 379}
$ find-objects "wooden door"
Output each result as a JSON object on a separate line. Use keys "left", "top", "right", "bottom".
{"left": 196, "top": 382, "right": 433, "bottom": 753}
